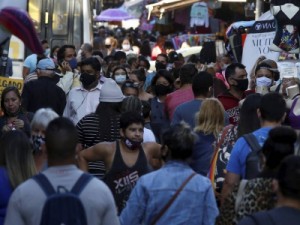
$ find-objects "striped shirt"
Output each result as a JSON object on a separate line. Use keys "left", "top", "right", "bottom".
{"left": 76, "top": 113, "right": 120, "bottom": 179}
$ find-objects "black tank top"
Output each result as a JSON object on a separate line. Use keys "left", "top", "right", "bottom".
{"left": 104, "top": 140, "right": 150, "bottom": 214}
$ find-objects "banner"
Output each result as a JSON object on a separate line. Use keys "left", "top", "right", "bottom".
{"left": 242, "top": 20, "right": 280, "bottom": 76}
{"left": 0, "top": 76, "right": 23, "bottom": 97}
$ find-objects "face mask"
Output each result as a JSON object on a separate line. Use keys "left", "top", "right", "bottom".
{"left": 80, "top": 72, "right": 97, "bottom": 87}
{"left": 155, "top": 62, "right": 167, "bottom": 71}
{"left": 68, "top": 58, "right": 77, "bottom": 70}
{"left": 122, "top": 44, "right": 131, "bottom": 51}
{"left": 221, "top": 64, "right": 229, "bottom": 71}
{"left": 105, "top": 45, "right": 111, "bottom": 49}
{"left": 232, "top": 78, "right": 249, "bottom": 91}
{"left": 154, "top": 84, "right": 172, "bottom": 96}
{"left": 44, "top": 48, "right": 50, "bottom": 57}
{"left": 115, "top": 75, "right": 126, "bottom": 84}
{"left": 123, "top": 137, "right": 143, "bottom": 150}
{"left": 31, "top": 135, "right": 45, "bottom": 154}
{"left": 256, "top": 77, "right": 272, "bottom": 87}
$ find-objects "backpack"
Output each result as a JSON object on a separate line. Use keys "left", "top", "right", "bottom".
{"left": 243, "top": 133, "right": 263, "bottom": 179}
{"left": 33, "top": 173, "right": 93, "bottom": 225}
{"left": 209, "top": 124, "right": 238, "bottom": 200}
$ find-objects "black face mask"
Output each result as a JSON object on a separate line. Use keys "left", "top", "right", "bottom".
{"left": 154, "top": 84, "right": 172, "bottom": 96}
{"left": 155, "top": 62, "right": 167, "bottom": 71}
{"left": 232, "top": 78, "right": 249, "bottom": 92}
{"left": 80, "top": 72, "right": 97, "bottom": 87}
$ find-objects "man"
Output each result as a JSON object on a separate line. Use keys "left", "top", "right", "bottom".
{"left": 120, "top": 123, "right": 219, "bottom": 225}
{"left": 21, "top": 58, "right": 66, "bottom": 115}
{"left": 0, "top": 46, "right": 13, "bottom": 77}
{"left": 63, "top": 57, "right": 105, "bottom": 125}
{"left": 77, "top": 43, "right": 93, "bottom": 63}
{"left": 56, "top": 44, "right": 80, "bottom": 93}
{"left": 22, "top": 40, "right": 49, "bottom": 79}
{"left": 218, "top": 63, "right": 251, "bottom": 125}
{"left": 221, "top": 92, "right": 286, "bottom": 202}
{"left": 172, "top": 71, "right": 213, "bottom": 129}
{"left": 4, "top": 117, "right": 119, "bottom": 225}
{"left": 165, "top": 63, "right": 197, "bottom": 120}
{"left": 78, "top": 111, "right": 162, "bottom": 214}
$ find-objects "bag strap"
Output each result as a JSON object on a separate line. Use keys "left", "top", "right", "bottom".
{"left": 71, "top": 173, "right": 93, "bottom": 195}
{"left": 150, "top": 172, "right": 197, "bottom": 225}
{"left": 33, "top": 174, "right": 56, "bottom": 196}
{"left": 33, "top": 173, "right": 93, "bottom": 197}
{"left": 243, "top": 133, "right": 261, "bottom": 152}
{"left": 234, "top": 179, "right": 248, "bottom": 212}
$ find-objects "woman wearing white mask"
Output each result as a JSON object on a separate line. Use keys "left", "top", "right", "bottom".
{"left": 121, "top": 38, "right": 134, "bottom": 55}
{"left": 112, "top": 66, "right": 129, "bottom": 87}
{"left": 254, "top": 63, "right": 276, "bottom": 95}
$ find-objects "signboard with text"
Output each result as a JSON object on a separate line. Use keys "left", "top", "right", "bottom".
{"left": 242, "top": 20, "right": 280, "bottom": 76}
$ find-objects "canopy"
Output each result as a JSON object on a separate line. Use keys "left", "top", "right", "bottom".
{"left": 95, "top": 8, "right": 134, "bottom": 22}
{"left": 145, "top": 0, "right": 200, "bottom": 19}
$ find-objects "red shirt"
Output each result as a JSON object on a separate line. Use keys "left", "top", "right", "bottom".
{"left": 165, "top": 86, "right": 194, "bottom": 120}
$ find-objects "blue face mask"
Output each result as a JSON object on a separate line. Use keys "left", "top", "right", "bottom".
{"left": 115, "top": 74, "right": 126, "bottom": 84}
{"left": 68, "top": 58, "right": 77, "bottom": 70}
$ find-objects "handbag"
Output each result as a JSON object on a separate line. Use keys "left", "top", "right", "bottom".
{"left": 150, "top": 172, "right": 197, "bottom": 225}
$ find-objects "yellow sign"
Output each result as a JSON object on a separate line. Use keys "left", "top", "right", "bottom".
{"left": 0, "top": 76, "right": 24, "bottom": 97}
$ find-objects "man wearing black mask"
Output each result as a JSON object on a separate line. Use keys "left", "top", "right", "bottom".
{"left": 218, "top": 63, "right": 253, "bottom": 125}
{"left": 63, "top": 57, "right": 105, "bottom": 124}
{"left": 155, "top": 53, "right": 168, "bottom": 71}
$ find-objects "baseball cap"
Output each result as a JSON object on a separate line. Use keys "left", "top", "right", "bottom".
{"left": 37, "top": 58, "right": 55, "bottom": 70}
{"left": 168, "top": 51, "right": 179, "bottom": 64}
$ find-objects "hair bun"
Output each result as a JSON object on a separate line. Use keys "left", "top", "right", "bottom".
{"left": 269, "top": 126, "right": 297, "bottom": 144}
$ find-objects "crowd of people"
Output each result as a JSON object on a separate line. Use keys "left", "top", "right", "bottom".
{"left": 1, "top": 26, "right": 300, "bottom": 225}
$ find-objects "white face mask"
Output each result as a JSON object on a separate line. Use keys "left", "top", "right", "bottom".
{"left": 256, "top": 77, "right": 272, "bottom": 87}
{"left": 122, "top": 44, "right": 131, "bottom": 51}
{"left": 115, "top": 75, "right": 126, "bottom": 84}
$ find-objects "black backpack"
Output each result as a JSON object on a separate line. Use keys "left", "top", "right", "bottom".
{"left": 33, "top": 173, "right": 92, "bottom": 225}
{"left": 243, "top": 133, "right": 263, "bottom": 179}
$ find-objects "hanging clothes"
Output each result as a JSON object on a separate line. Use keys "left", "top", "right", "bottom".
{"left": 190, "top": 2, "right": 209, "bottom": 28}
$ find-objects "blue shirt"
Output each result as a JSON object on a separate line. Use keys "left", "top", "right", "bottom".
{"left": 120, "top": 161, "right": 219, "bottom": 225}
{"left": 172, "top": 99, "right": 202, "bottom": 129}
{"left": 190, "top": 131, "right": 215, "bottom": 176}
{"left": 0, "top": 167, "right": 13, "bottom": 225}
{"left": 226, "top": 127, "right": 272, "bottom": 178}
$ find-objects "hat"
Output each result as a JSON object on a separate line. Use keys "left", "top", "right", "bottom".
{"left": 168, "top": 51, "right": 179, "bottom": 63}
{"left": 37, "top": 58, "right": 55, "bottom": 70}
{"left": 99, "top": 78, "right": 124, "bottom": 102}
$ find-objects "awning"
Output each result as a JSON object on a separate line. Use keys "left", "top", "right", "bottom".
{"left": 145, "top": 0, "right": 201, "bottom": 20}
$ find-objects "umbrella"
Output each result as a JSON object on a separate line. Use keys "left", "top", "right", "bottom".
{"left": 95, "top": 8, "right": 134, "bottom": 22}
{"left": 0, "top": 7, "right": 43, "bottom": 54}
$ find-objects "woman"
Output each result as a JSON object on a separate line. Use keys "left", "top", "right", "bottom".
{"left": 121, "top": 38, "right": 134, "bottom": 55}
{"left": 30, "top": 108, "right": 59, "bottom": 172}
{"left": 111, "top": 66, "right": 129, "bottom": 86}
{"left": 191, "top": 98, "right": 225, "bottom": 176}
{"left": 149, "top": 70, "right": 174, "bottom": 143}
{"left": 239, "top": 155, "right": 300, "bottom": 225}
{"left": 217, "top": 126, "right": 297, "bottom": 225}
{"left": 0, "top": 86, "right": 33, "bottom": 137}
{"left": 76, "top": 78, "right": 124, "bottom": 179}
{"left": 50, "top": 45, "right": 60, "bottom": 65}
{"left": 0, "top": 130, "right": 36, "bottom": 225}
{"left": 253, "top": 62, "right": 276, "bottom": 94}
{"left": 130, "top": 68, "right": 153, "bottom": 101}
{"left": 209, "top": 93, "right": 262, "bottom": 203}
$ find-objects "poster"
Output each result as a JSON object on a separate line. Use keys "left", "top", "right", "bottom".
{"left": 242, "top": 20, "right": 280, "bottom": 76}
{"left": 0, "top": 76, "right": 23, "bottom": 98}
